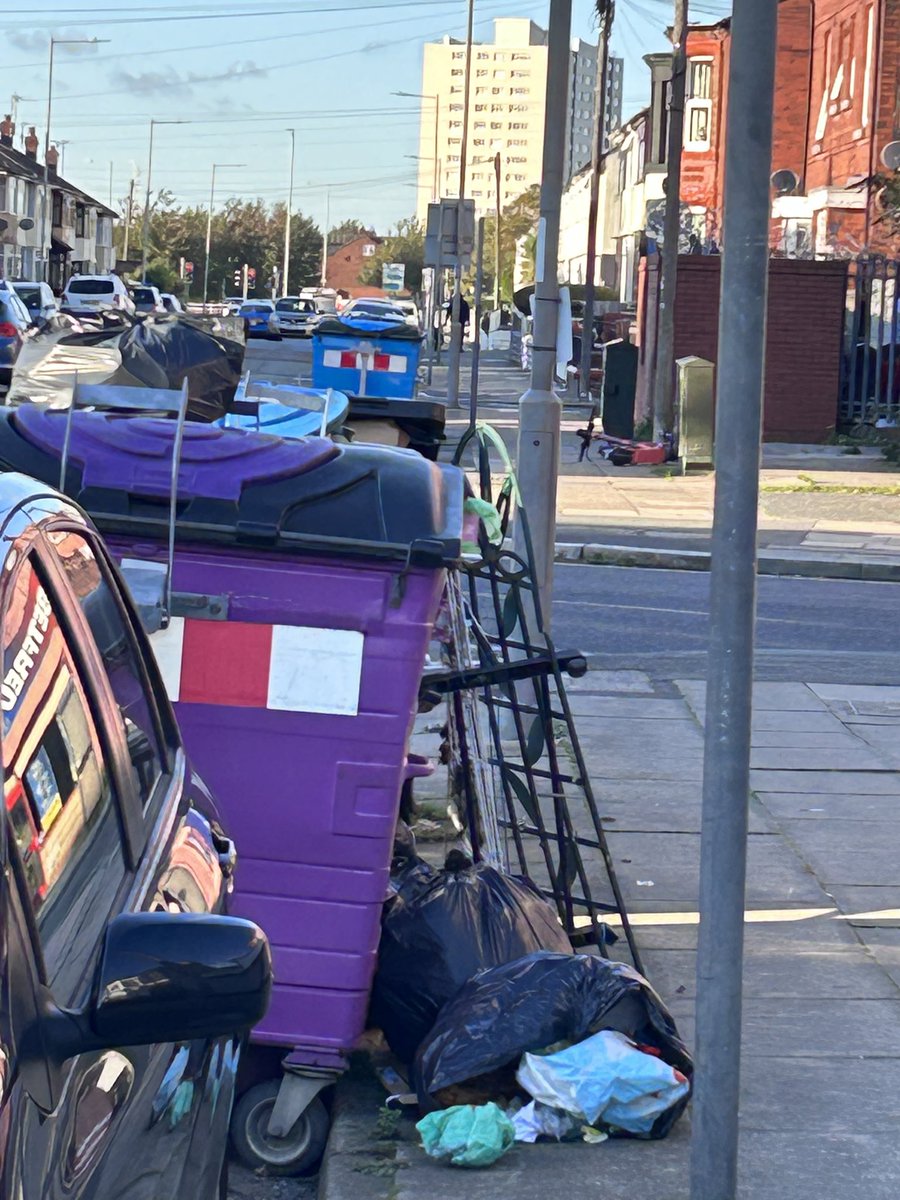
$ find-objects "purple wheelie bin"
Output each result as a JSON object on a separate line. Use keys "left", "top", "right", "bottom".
{"left": 0, "top": 406, "right": 463, "bottom": 1173}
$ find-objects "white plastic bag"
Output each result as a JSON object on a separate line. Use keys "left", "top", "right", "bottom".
{"left": 510, "top": 1100, "right": 580, "bottom": 1144}
{"left": 517, "top": 1029, "right": 690, "bottom": 1136}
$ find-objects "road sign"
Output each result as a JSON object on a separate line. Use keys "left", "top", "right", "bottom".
{"left": 382, "top": 262, "right": 405, "bottom": 293}
{"left": 424, "top": 199, "right": 475, "bottom": 268}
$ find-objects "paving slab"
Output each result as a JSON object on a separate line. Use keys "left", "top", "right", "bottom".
{"left": 563, "top": 669, "right": 655, "bottom": 695}
{"left": 640, "top": 944, "right": 898, "bottom": 1002}
{"left": 839, "top": 722, "right": 900, "bottom": 763}
{"left": 578, "top": 719, "right": 706, "bottom": 782}
{"left": 593, "top": 782, "right": 773, "bottom": 835}
{"left": 778, "top": 818, "right": 900, "bottom": 886}
{"left": 757, "top": 790, "right": 900, "bottom": 822}
{"left": 603, "top": 830, "right": 825, "bottom": 905}
{"left": 808, "top": 682, "right": 900, "bottom": 703}
{"left": 567, "top": 695, "right": 691, "bottom": 720}
{"left": 824, "top": 885, "right": 900, "bottom": 927}
{"left": 750, "top": 744, "right": 890, "bottom": 770}
{"left": 749, "top": 728, "right": 879, "bottom": 749}
{"left": 856, "top": 927, "right": 900, "bottom": 988}
{"left": 750, "top": 769, "right": 900, "bottom": 794}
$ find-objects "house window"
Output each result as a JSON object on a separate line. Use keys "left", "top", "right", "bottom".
{"left": 685, "top": 102, "right": 711, "bottom": 151}
{"left": 0, "top": 176, "right": 6, "bottom": 210}
{"left": 449, "top": 120, "right": 462, "bottom": 128}
{"left": 688, "top": 59, "right": 712, "bottom": 99}
{"left": 450, "top": 85, "right": 463, "bottom": 94}
{"left": 494, "top": 70, "right": 507, "bottom": 80}
{"left": 449, "top": 103, "right": 463, "bottom": 111}
{"left": 52, "top": 191, "right": 62, "bottom": 227}
{"left": 451, "top": 68, "right": 463, "bottom": 76}
{"left": 511, "top": 87, "right": 529, "bottom": 95}
{"left": 362, "top": 243, "right": 376, "bottom": 256}
{"left": 474, "top": 138, "right": 485, "bottom": 146}
{"left": 75, "top": 204, "right": 86, "bottom": 237}
{"left": 24, "top": 182, "right": 35, "bottom": 219}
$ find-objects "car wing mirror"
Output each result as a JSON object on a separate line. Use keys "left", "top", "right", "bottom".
{"left": 22, "top": 913, "right": 271, "bottom": 1110}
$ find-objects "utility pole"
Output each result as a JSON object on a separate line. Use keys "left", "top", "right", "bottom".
{"left": 242, "top": 263, "right": 249, "bottom": 301}
{"left": 515, "top": 0, "right": 571, "bottom": 628}
{"left": 469, "top": 216, "right": 486, "bottom": 432}
{"left": 580, "top": 1, "right": 614, "bottom": 401}
{"left": 283, "top": 127, "right": 296, "bottom": 296}
{"left": 690, "top": 2, "right": 778, "bottom": 1199}
{"left": 445, "top": 0, "right": 475, "bottom": 410}
{"left": 652, "top": 0, "right": 689, "bottom": 438}
{"left": 321, "top": 187, "right": 330, "bottom": 287}
{"left": 123, "top": 177, "right": 135, "bottom": 262}
{"left": 493, "top": 151, "right": 502, "bottom": 309}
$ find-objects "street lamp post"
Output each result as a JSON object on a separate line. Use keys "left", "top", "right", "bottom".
{"left": 43, "top": 37, "right": 108, "bottom": 283}
{"left": 393, "top": 91, "right": 440, "bottom": 202}
{"left": 204, "top": 162, "right": 246, "bottom": 307}
{"left": 283, "top": 128, "right": 296, "bottom": 297}
{"left": 141, "top": 118, "right": 187, "bottom": 281}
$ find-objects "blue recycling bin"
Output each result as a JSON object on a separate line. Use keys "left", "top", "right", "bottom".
{"left": 312, "top": 315, "right": 423, "bottom": 400}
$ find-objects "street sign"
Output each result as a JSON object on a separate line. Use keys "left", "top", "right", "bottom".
{"left": 424, "top": 199, "right": 475, "bottom": 268}
{"left": 382, "top": 262, "right": 405, "bottom": 293}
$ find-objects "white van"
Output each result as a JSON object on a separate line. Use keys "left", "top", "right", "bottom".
{"left": 62, "top": 274, "right": 135, "bottom": 317}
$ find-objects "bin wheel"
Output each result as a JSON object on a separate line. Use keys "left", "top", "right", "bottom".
{"left": 230, "top": 1081, "right": 329, "bottom": 1176}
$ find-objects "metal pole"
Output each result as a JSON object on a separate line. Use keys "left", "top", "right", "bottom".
{"left": 469, "top": 216, "right": 485, "bottom": 432}
{"left": 690, "top": 2, "right": 778, "bottom": 1198}
{"left": 652, "top": 0, "right": 689, "bottom": 438}
{"left": 123, "top": 177, "right": 134, "bottom": 262}
{"left": 204, "top": 163, "right": 216, "bottom": 308}
{"left": 321, "top": 187, "right": 330, "bottom": 287}
{"left": 515, "top": 0, "right": 571, "bottom": 628}
{"left": 580, "top": 3, "right": 613, "bottom": 401}
{"left": 141, "top": 119, "right": 155, "bottom": 281}
{"left": 446, "top": 0, "right": 475, "bottom": 410}
{"left": 283, "top": 127, "right": 295, "bottom": 296}
{"left": 432, "top": 97, "right": 440, "bottom": 203}
{"left": 493, "top": 151, "right": 502, "bottom": 309}
{"left": 42, "top": 39, "right": 55, "bottom": 283}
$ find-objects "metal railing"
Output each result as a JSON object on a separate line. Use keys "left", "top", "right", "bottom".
{"left": 840, "top": 255, "right": 900, "bottom": 426}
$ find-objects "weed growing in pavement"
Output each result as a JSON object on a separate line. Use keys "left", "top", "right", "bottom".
{"left": 760, "top": 472, "right": 900, "bottom": 495}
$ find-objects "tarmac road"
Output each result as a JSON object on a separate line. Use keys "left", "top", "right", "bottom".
{"left": 554, "top": 561, "right": 900, "bottom": 684}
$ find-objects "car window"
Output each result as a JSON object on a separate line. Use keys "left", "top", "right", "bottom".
{"left": 67, "top": 279, "right": 115, "bottom": 295}
{"left": 132, "top": 288, "right": 156, "bottom": 303}
{"left": 48, "top": 532, "right": 168, "bottom": 807}
{"left": 242, "top": 304, "right": 271, "bottom": 314}
{"left": 2, "top": 555, "right": 127, "bottom": 1004}
{"left": 14, "top": 286, "right": 41, "bottom": 308}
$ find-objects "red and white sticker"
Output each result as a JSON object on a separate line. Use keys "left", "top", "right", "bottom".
{"left": 322, "top": 349, "right": 406, "bottom": 373}
{"left": 151, "top": 618, "right": 364, "bottom": 716}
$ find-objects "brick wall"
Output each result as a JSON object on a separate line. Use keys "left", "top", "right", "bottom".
{"left": 638, "top": 255, "right": 849, "bottom": 441}
{"left": 324, "top": 234, "right": 383, "bottom": 295}
{"left": 771, "top": 0, "right": 814, "bottom": 187}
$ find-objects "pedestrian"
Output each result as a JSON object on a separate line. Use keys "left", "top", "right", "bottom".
{"left": 444, "top": 293, "right": 470, "bottom": 350}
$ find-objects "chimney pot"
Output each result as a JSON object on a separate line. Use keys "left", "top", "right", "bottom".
{"left": 0, "top": 114, "right": 13, "bottom": 147}
{"left": 24, "top": 125, "right": 38, "bottom": 159}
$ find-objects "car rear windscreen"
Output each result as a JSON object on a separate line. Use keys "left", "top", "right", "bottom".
{"left": 15, "top": 286, "right": 41, "bottom": 307}
{"left": 68, "top": 280, "right": 115, "bottom": 295}
{"left": 133, "top": 288, "right": 156, "bottom": 303}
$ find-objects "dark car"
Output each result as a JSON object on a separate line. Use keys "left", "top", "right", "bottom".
{"left": 0, "top": 286, "right": 32, "bottom": 386}
{"left": 0, "top": 473, "right": 271, "bottom": 1199}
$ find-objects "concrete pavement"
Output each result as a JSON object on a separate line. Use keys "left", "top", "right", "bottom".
{"left": 320, "top": 667, "right": 900, "bottom": 1200}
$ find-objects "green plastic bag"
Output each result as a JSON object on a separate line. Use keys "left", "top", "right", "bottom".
{"left": 462, "top": 497, "right": 503, "bottom": 556}
{"left": 417, "top": 1102, "right": 515, "bottom": 1168}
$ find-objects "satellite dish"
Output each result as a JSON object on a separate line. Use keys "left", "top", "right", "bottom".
{"left": 18, "top": 217, "right": 34, "bottom": 231}
{"left": 770, "top": 169, "right": 799, "bottom": 195}
{"left": 881, "top": 141, "right": 900, "bottom": 171}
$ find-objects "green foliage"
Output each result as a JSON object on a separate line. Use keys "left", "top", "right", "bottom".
{"left": 481, "top": 183, "right": 541, "bottom": 301}
{"left": 118, "top": 194, "right": 322, "bottom": 297}
{"left": 329, "top": 219, "right": 371, "bottom": 248}
{"left": 359, "top": 217, "right": 425, "bottom": 293}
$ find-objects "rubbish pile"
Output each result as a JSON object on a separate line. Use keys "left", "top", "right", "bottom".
{"left": 8, "top": 311, "right": 243, "bottom": 420}
{"left": 371, "top": 849, "right": 691, "bottom": 1166}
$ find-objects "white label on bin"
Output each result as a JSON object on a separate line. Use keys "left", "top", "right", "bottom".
{"left": 268, "top": 625, "right": 364, "bottom": 716}
{"left": 151, "top": 616, "right": 185, "bottom": 702}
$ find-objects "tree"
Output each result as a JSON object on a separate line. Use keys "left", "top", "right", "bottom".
{"left": 358, "top": 218, "right": 425, "bottom": 294}
{"left": 481, "top": 183, "right": 541, "bottom": 300}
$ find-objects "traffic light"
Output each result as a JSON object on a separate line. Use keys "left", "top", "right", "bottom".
{"left": 184, "top": 260, "right": 194, "bottom": 283}
{"left": 233, "top": 269, "right": 241, "bottom": 288}
{"left": 247, "top": 267, "right": 257, "bottom": 291}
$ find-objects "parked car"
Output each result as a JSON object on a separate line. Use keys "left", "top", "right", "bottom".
{"left": 0, "top": 284, "right": 32, "bottom": 385}
{"left": 12, "top": 281, "right": 58, "bottom": 324}
{"left": 61, "top": 274, "right": 135, "bottom": 318}
{"left": 395, "top": 299, "right": 421, "bottom": 329}
{"left": 0, "top": 473, "right": 272, "bottom": 1199}
{"left": 223, "top": 296, "right": 245, "bottom": 316}
{"left": 160, "top": 292, "right": 184, "bottom": 314}
{"left": 274, "top": 295, "right": 319, "bottom": 337}
{"left": 342, "top": 298, "right": 406, "bottom": 322}
{"left": 131, "top": 284, "right": 166, "bottom": 314}
{"left": 239, "top": 299, "right": 280, "bottom": 339}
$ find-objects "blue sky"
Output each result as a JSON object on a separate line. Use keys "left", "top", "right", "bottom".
{"left": 4, "top": 0, "right": 730, "bottom": 232}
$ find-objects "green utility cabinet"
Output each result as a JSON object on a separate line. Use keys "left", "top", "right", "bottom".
{"left": 676, "top": 355, "right": 715, "bottom": 471}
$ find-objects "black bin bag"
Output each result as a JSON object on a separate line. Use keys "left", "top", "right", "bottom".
{"left": 370, "top": 863, "right": 573, "bottom": 1065}
{"left": 413, "top": 950, "right": 692, "bottom": 1140}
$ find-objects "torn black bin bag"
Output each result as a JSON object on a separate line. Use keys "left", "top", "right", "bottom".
{"left": 117, "top": 318, "right": 242, "bottom": 421}
{"left": 370, "top": 863, "right": 573, "bottom": 1065}
{"left": 414, "top": 950, "right": 692, "bottom": 1139}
